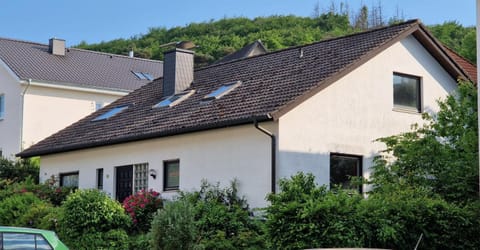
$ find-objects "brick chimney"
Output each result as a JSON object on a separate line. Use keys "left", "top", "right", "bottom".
{"left": 49, "top": 38, "right": 66, "bottom": 56}
{"left": 162, "top": 48, "right": 194, "bottom": 97}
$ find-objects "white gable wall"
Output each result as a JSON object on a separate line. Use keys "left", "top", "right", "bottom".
{"left": 0, "top": 62, "right": 23, "bottom": 158}
{"left": 277, "top": 35, "right": 457, "bottom": 189}
{"left": 22, "top": 84, "right": 123, "bottom": 149}
{"left": 40, "top": 123, "right": 275, "bottom": 208}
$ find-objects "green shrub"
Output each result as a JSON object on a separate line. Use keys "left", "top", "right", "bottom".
{"left": 0, "top": 157, "right": 39, "bottom": 183}
{"left": 74, "top": 229, "right": 129, "bottom": 250}
{"left": 358, "top": 188, "right": 480, "bottom": 249}
{"left": 128, "top": 233, "right": 151, "bottom": 250}
{"left": 183, "top": 180, "right": 266, "bottom": 249}
{"left": 266, "top": 172, "right": 480, "bottom": 249}
{"left": 150, "top": 200, "right": 198, "bottom": 250}
{"left": 123, "top": 189, "right": 162, "bottom": 233}
{"left": 0, "top": 192, "right": 45, "bottom": 226}
{"left": 266, "top": 172, "right": 364, "bottom": 249}
{"left": 0, "top": 177, "right": 73, "bottom": 206}
{"left": 59, "top": 189, "right": 131, "bottom": 249}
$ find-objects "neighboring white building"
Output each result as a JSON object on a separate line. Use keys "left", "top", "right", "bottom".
{"left": 0, "top": 38, "right": 163, "bottom": 158}
{"left": 19, "top": 20, "right": 476, "bottom": 208}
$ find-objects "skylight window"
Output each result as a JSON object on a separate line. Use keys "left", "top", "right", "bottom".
{"left": 154, "top": 90, "right": 195, "bottom": 108}
{"left": 203, "top": 81, "right": 242, "bottom": 101}
{"left": 132, "top": 71, "right": 154, "bottom": 81}
{"left": 92, "top": 105, "right": 129, "bottom": 121}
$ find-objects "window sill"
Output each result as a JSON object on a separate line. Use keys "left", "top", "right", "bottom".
{"left": 163, "top": 188, "right": 179, "bottom": 193}
{"left": 392, "top": 106, "right": 421, "bottom": 115}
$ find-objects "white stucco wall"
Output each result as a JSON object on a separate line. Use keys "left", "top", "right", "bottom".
{"left": 40, "top": 123, "right": 275, "bottom": 208}
{"left": 277, "top": 35, "right": 457, "bottom": 190}
{"left": 22, "top": 84, "right": 123, "bottom": 149}
{"left": 0, "top": 62, "right": 23, "bottom": 158}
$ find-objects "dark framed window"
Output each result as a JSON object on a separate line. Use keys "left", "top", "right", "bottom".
{"left": 164, "top": 160, "right": 179, "bottom": 191}
{"left": 330, "top": 153, "right": 362, "bottom": 192}
{"left": 60, "top": 171, "right": 79, "bottom": 188}
{"left": 393, "top": 73, "right": 421, "bottom": 112}
{"left": 96, "top": 168, "right": 104, "bottom": 190}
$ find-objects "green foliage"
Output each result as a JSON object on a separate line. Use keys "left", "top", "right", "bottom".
{"left": 128, "top": 233, "right": 151, "bottom": 250}
{"left": 150, "top": 200, "right": 198, "bottom": 250}
{"left": 75, "top": 10, "right": 475, "bottom": 68}
{"left": 358, "top": 188, "right": 480, "bottom": 249}
{"left": 73, "top": 229, "right": 130, "bottom": 250}
{"left": 0, "top": 177, "right": 74, "bottom": 206}
{"left": 370, "top": 81, "right": 479, "bottom": 203}
{"left": 59, "top": 189, "right": 131, "bottom": 249}
{"left": 123, "top": 189, "right": 163, "bottom": 233}
{"left": 0, "top": 192, "right": 44, "bottom": 226}
{"left": 181, "top": 180, "right": 266, "bottom": 249}
{"left": 265, "top": 172, "right": 364, "bottom": 249}
{"left": 150, "top": 180, "right": 266, "bottom": 250}
{"left": 429, "top": 21, "right": 476, "bottom": 63}
{"left": 0, "top": 157, "right": 39, "bottom": 184}
{"left": 266, "top": 173, "right": 480, "bottom": 249}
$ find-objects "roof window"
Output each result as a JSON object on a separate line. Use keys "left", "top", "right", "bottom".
{"left": 92, "top": 105, "right": 129, "bottom": 121}
{"left": 132, "top": 71, "right": 154, "bottom": 81}
{"left": 203, "top": 81, "right": 242, "bottom": 101}
{"left": 154, "top": 90, "right": 195, "bottom": 108}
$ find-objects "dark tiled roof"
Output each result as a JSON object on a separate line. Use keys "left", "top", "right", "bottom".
{"left": 0, "top": 38, "right": 163, "bottom": 91}
{"left": 18, "top": 20, "right": 470, "bottom": 157}
{"left": 214, "top": 40, "right": 268, "bottom": 64}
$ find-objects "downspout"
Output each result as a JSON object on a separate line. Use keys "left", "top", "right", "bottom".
{"left": 254, "top": 120, "right": 276, "bottom": 194}
{"left": 19, "top": 79, "right": 31, "bottom": 153}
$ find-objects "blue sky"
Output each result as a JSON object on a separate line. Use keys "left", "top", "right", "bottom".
{"left": 0, "top": 0, "right": 476, "bottom": 46}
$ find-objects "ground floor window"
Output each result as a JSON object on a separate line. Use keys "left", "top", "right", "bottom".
{"left": 60, "top": 171, "right": 79, "bottom": 188}
{"left": 164, "top": 160, "right": 179, "bottom": 191}
{"left": 330, "top": 153, "right": 362, "bottom": 192}
{"left": 134, "top": 163, "right": 149, "bottom": 192}
{"left": 96, "top": 168, "right": 104, "bottom": 190}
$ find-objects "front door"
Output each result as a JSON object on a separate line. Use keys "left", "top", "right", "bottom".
{"left": 116, "top": 165, "right": 133, "bottom": 202}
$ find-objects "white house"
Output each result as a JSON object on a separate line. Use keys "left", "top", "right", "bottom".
{"left": 18, "top": 20, "right": 476, "bottom": 208}
{"left": 0, "top": 38, "right": 163, "bottom": 158}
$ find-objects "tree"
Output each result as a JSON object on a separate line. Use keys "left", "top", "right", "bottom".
{"left": 369, "top": 81, "right": 479, "bottom": 203}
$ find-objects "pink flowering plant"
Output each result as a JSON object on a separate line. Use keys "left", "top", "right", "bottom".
{"left": 123, "top": 189, "right": 162, "bottom": 233}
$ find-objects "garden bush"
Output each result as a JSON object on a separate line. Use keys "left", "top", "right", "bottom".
{"left": 0, "top": 157, "right": 39, "bottom": 183}
{"left": 0, "top": 192, "right": 47, "bottom": 226}
{"left": 150, "top": 180, "right": 266, "bottom": 250}
{"left": 123, "top": 189, "right": 162, "bottom": 233}
{"left": 266, "top": 172, "right": 364, "bottom": 249}
{"left": 150, "top": 200, "right": 198, "bottom": 250}
{"left": 59, "top": 189, "right": 131, "bottom": 249}
{"left": 266, "top": 172, "right": 480, "bottom": 249}
{"left": 0, "top": 177, "right": 73, "bottom": 206}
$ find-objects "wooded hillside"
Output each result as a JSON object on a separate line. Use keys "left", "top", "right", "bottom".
{"left": 76, "top": 6, "right": 476, "bottom": 67}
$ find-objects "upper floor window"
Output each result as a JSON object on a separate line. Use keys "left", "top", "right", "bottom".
{"left": 330, "top": 153, "right": 362, "bottom": 193}
{"left": 393, "top": 73, "right": 421, "bottom": 112}
{"left": 0, "top": 94, "right": 5, "bottom": 120}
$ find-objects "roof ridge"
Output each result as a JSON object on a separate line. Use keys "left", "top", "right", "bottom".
{"left": 197, "top": 19, "right": 420, "bottom": 72}
{"left": 0, "top": 36, "right": 48, "bottom": 47}
{"left": 0, "top": 36, "right": 162, "bottom": 64}
{"left": 68, "top": 47, "right": 163, "bottom": 63}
